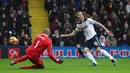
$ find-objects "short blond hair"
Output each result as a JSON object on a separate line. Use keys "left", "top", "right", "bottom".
{"left": 76, "top": 11, "right": 83, "bottom": 17}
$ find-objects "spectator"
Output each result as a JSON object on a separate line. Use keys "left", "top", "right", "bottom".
{"left": 109, "top": 12, "right": 121, "bottom": 28}
{"left": 49, "top": 8, "right": 59, "bottom": 23}
{"left": 50, "top": 18, "right": 62, "bottom": 33}
{"left": 63, "top": 20, "right": 72, "bottom": 33}
{"left": 126, "top": 1, "right": 130, "bottom": 16}
{"left": 11, "top": 17, "right": 17, "bottom": 36}
{"left": 44, "top": 0, "right": 53, "bottom": 13}
{"left": 70, "top": 7, "right": 77, "bottom": 27}
{"left": 106, "top": 21, "right": 114, "bottom": 33}
{"left": 107, "top": 36, "right": 117, "bottom": 46}
{"left": 64, "top": 13, "right": 70, "bottom": 22}
{"left": 1, "top": 22, "right": 8, "bottom": 38}
{"left": 101, "top": 10, "right": 108, "bottom": 23}
{"left": 19, "top": 34, "right": 31, "bottom": 46}
{"left": 91, "top": 0, "right": 98, "bottom": 11}
{"left": 80, "top": 0, "right": 88, "bottom": 11}
{"left": 118, "top": 1, "right": 125, "bottom": 11}
{"left": 119, "top": 34, "right": 128, "bottom": 46}
{"left": 75, "top": 0, "right": 82, "bottom": 10}
{"left": 92, "top": 11, "right": 100, "bottom": 21}
{"left": 122, "top": 22, "right": 129, "bottom": 35}
{"left": 114, "top": 27, "right": 121, "bottom": 45}
{"left": 8, "top": 13, "right": 14, "bottom": 31}
{"left": 51, "top": 29, "right": 60, "bottom": 46}
{"left": 22, "top": 0, "right": 28, "bottom": 11}
{"left": 100, "top": 35, "right": 108, "bottom": 46}
{"left": 21, "top": 13, "right": 31, "bottom": 37}
{"left": 60, "top": 4, "right": 67, "bottom": 11}
{"left": 67, "top": 0, "right": 76, "bottom": 11}
{"left": 62, "top": 19, "right": 74, "bottom": 46}
{"left": 9, "top": 6, "right": 14, "bottom": 13}
{"left": 97, "top": 27, "right": 104, "bottom": 37}
{"left": 8, "top": 31, "right": 13, "bottom": 37}
{"left": 3, "top": 37, "right": 8, "bottom": 46}
{"left": 1, "top": 13, "right": 8, "bottom": 23}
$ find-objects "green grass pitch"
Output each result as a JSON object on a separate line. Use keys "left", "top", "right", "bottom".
{"left": 0, "top": 58, "right": 130, "bottom": 73}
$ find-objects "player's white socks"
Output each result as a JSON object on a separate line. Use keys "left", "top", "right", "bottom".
{"left": 86, "top": 52, "right": 97, "bottom": 64}
{"left": 100, "top": 49, "right": 114, "bottom": 60}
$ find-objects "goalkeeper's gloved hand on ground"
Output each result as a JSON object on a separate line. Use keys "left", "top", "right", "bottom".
{"left": 56, "top": 59, "right": 63, "bottom": 64}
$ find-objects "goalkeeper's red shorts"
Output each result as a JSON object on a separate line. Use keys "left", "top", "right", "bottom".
{"left": 29, "top": 57, "right": 43, "bottom": 65}
{"left": 26, "top": 52, "right": 43, "bottom": 65}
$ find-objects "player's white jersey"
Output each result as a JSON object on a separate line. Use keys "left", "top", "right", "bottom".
{"left": 75, "top": 18, "right": 97, "bottom": 40}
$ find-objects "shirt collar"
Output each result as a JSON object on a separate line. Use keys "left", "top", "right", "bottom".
{"left": 42, "top": 34, "right": 48, "bottom": 37}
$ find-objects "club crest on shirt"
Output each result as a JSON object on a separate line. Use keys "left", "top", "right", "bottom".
{"left": 94, "top": 41, "right": 98, "bottom": 46}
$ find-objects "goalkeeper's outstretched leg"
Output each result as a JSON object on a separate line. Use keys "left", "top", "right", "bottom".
{"left": 20, "top": 57, "right": 44, "bottom": 69}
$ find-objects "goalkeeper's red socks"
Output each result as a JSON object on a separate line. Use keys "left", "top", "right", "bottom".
{"left": 11, "top": 55, "right": 28, "bottom": 65}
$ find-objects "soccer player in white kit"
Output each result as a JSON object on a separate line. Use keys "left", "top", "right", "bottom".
{"left": 61, "top": 12, "right": 116, "bottom": 66}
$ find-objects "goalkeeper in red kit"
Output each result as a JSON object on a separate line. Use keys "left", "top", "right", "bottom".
{"left": 10, "top": 28, "right": 63, "bottom": 69}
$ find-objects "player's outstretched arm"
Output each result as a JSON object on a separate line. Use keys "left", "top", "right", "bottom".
{"left": 95, "top": 22, "right": 113, "bottom": 36}
{"left": 47, "top": 45, "right": 63, "bottom": 64}
{"left": 60, "top": 30, "right": 78, "bottom": 38}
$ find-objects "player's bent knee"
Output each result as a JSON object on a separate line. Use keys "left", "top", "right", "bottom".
{"left": 84, "top": 48, "right": 90, "bottom": 53}
{"left": 96, "top": 47, "right": 101, "bottom": 52}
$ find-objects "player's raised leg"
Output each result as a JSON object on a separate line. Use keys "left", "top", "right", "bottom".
{"left": 84, "top": 48, "right": 97, "bottom": 66}
{"left": 96, "top": 47, "right": 116, "bottom": 65}
{"left": 11, "top": 55, "right": 28, "bottom": 65}
{"left": 92, "top": 35, "right": 116, "bottom": 66}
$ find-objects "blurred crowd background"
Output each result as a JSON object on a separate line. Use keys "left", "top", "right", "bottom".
{"left": 45, "top": 0, "right": 130, "bottom": 46}
{"left": 0, "top": 0, "right": 32, "bottom": 46}
{"left": 0, "top": 0, "right": 130, "bottom": 47}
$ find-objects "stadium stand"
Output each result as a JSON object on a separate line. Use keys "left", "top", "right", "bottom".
{"left": 29, "top": 0, "right": 49, "bottom": 41}
{"left": 0, "top": 0, "right": 32, "bottom": 46}
{"left": 44, "top": 0, "right": 130, "bottom": 46}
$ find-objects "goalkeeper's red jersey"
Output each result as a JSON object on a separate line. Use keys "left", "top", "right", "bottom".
{"left": 26, "top": 34, "right": 56, "bottom": 60}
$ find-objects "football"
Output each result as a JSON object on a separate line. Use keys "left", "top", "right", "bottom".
{"left": 9, "top": 36, "right": 18, "bottom": 45}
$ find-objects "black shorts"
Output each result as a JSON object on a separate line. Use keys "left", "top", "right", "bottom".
{"left": 75, "top": 31, "right": 85, "bottom": 44}
{"left": 85, "top": 35, "right": 101, "bottom": 50}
